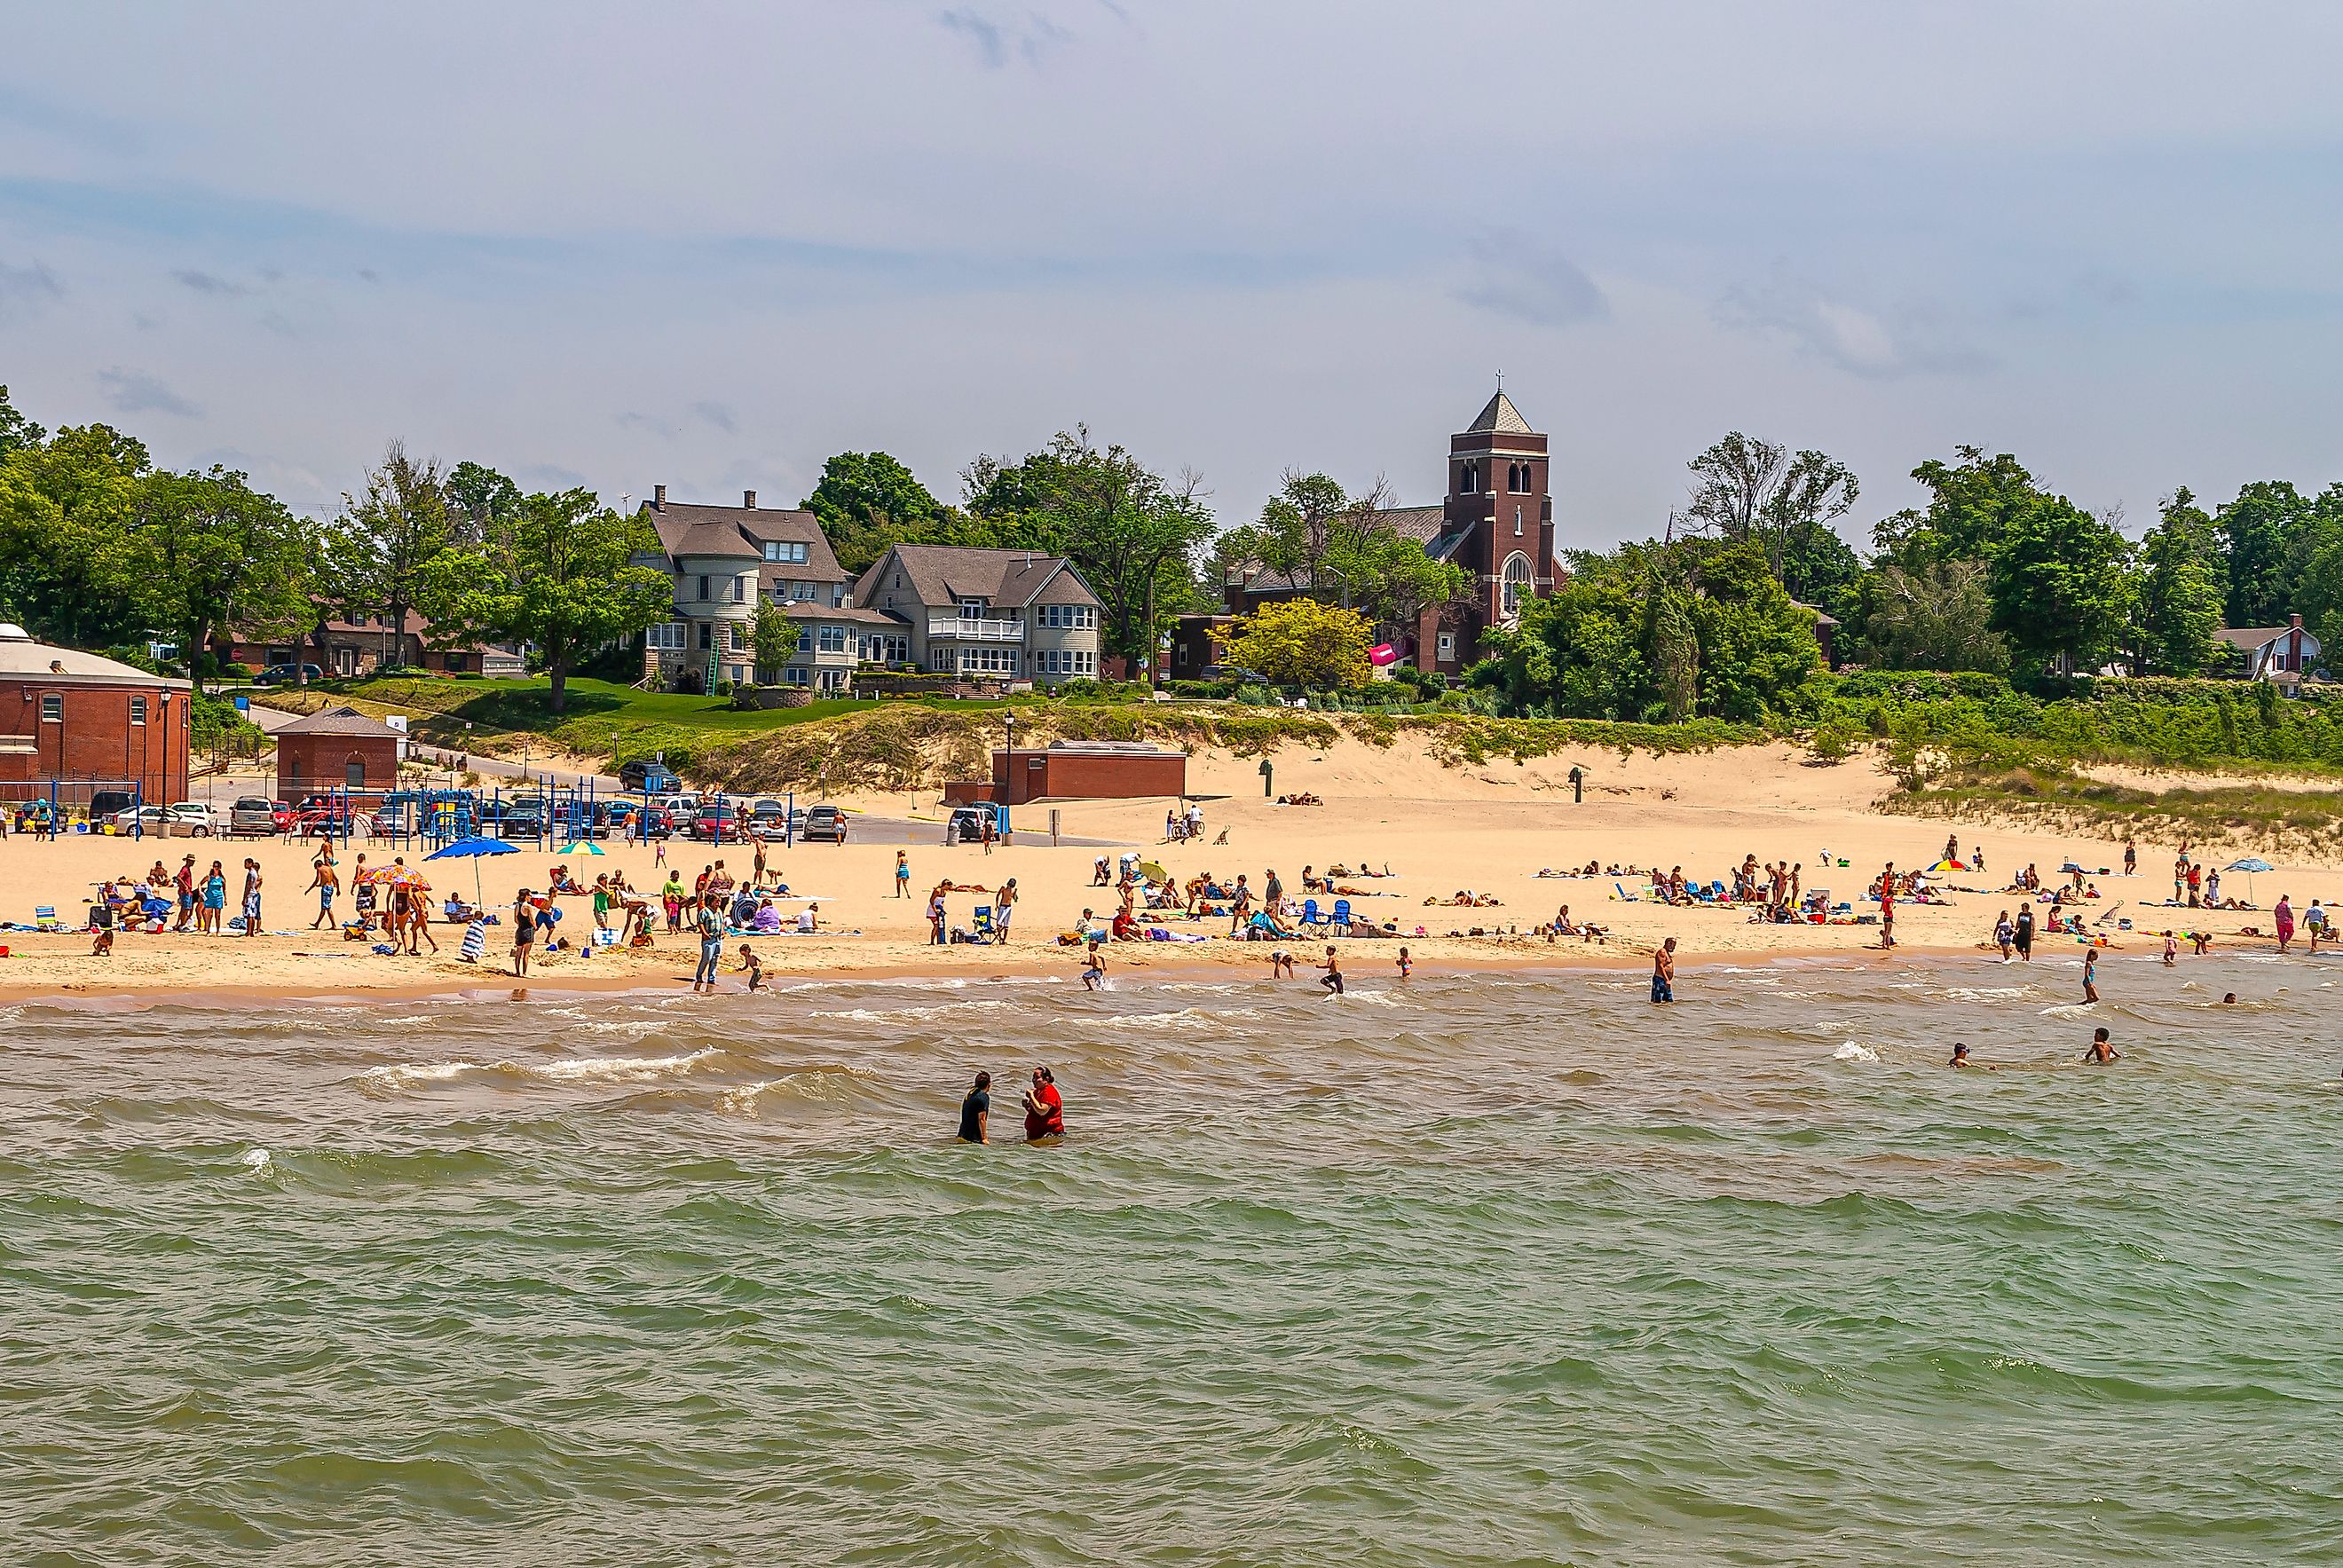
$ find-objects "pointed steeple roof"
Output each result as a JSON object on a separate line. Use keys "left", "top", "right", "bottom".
{"left": 1465, "top": 389, "right": 1534, "bottom": 435}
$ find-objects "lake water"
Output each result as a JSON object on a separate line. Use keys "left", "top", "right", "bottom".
{"left": 6, "top": 954, "right": 2343, "bottom": 1564}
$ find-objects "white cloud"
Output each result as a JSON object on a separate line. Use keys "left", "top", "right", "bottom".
{"left": 95, "top": 366, "right": 201, "bottom": 417}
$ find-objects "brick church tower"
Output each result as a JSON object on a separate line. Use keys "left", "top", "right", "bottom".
{"left": 1416, "top": 388, "right": 1555, "bottom": 674}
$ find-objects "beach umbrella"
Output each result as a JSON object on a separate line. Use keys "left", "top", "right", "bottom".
{"left": 559, "top": 840, "right": 604, "bottom": 856}
{"left": 2226, "top": 856, "right": 2274, "bottom": 901}
{"left": 1927, "top": 856, "right": 1967, "bottom": 873}
{"left": 426, "top": 834, "right": 520, "bottom": 902}
{"left": 1138, "top": 861, "right": 1169, "bottom": 882}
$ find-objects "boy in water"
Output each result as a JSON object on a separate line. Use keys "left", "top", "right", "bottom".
{"left": 737, "top": 942, "right": 764, "bottom": 991}
{"left": 1650, "top": 936, "right": 1676, "bottom": 1003}
{"left": 1081, "top": 939, "right": 1106, "bottom": 991}
{"left": 1949, "top": 1043, "right": 1994, "bottom": 1070}
{"left": 1318, "top": 945, "right": 1344, "bottom": 997}
{"left": 2085, "top": 1027, "right": 2120, "bottom": 1064}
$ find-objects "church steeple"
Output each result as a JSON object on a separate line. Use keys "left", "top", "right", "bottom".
{"left": 1464, "top": 389, "right": 1534, "bottom": 435}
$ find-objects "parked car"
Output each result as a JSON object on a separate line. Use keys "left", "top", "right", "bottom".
{"left": 253, "top": 663, "right": 326, "bottom": 686}
{"left": 228, "top": 796, "right": 279, "bottom": 836}
{"left": 498, "top": 802, "right": 547, "bottom": 840}
{"left": 945, "top": 806, "right": 991, "bottom": 844}
{"left": 294, "top": 795, "right": 359, "bottom": 832}
{"left": 690, "top": 802, "right": 746, "bottom": 843}
{"left": 618, "top": 759, "right": 682, "bottom": 793}
{"left": 110, "top": 805, "right": 175, "bottom": 836}
{"left": 89, "top": 789, "right": 136, "bottom": 823}
{"left": 165, "top": 801, "right": 220, "bottom": 834}
{"left": 747, "top": 799, "right": 792, "bottom": 839}
{"left": 802, "top": 804, "right": 848, "bottom": 843}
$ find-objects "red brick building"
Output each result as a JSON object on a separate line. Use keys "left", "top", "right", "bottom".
{"left": 275, "top": 705, "right": 402, "bottom": 798}
{"left": 990, "top": 742, "right": 1187, "bottom": 806}
{"left": 0, "top": 625, "right": 193, "bottom": 806}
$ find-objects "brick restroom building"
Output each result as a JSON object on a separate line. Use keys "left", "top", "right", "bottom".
{"left": 274, "top": 705, "right": 403, "bottom": 799}
{"left": 990, "top": 741, "right": 1188, "bottom": 806}
{"left": 0, "top": 623, "right": 193, "bottom": 806}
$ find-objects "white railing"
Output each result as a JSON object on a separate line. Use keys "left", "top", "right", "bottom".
{"left": 927, "top": 616, "right": 1022, "bottom": 642}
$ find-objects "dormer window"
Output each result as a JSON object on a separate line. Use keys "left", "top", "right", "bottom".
{"left": 761, "top": 540, "right": 809, "bottom": 563}
{"left": 960, "top": 597, "right": 986, "bottom": 619}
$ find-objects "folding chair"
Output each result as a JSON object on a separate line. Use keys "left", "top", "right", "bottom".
{"left": 1331, "top": 898, "right": 1352, "bottom": 934}
{"left": 972, "top": 906, "right": 997, "bottom": 942}
{"left": 1299, "top": 898, "right": 1322, "bottom": 926}
{"left": 33, "top": 906, "right": 59, "bottom": 932}
{"left": 1612, "top": 882, "right": 1639, "bottom": 902}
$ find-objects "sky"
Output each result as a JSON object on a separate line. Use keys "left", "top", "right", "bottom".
{"left": 3, "top": 0, "right": 2340, "bottom": 550}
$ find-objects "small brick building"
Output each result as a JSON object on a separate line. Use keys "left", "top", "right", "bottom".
{"left": 990, "top": 741, "right": 1187, "bottom": 806}
{"left": 0, "top": 625, "right": 192, "bottom": 806}
{"left": 275, "top": 705, "right": 402, "bottom": 799}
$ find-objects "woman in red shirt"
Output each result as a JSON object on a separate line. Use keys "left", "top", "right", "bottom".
{"left": 1022, "top": 1068, "right": 1064, "bottom": 1143}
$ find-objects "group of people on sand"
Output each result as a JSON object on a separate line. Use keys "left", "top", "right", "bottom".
{"left": 956, "top": 1068, "right": 1063, "bottom": 1144}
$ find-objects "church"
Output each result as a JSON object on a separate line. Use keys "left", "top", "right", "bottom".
{"left": 1200, "top": 388, "right": 1558, "bottom": 678}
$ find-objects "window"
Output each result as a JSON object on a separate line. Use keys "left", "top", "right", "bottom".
{"left": 761, "top": 540, "right": 809, "bottom": 564}
{"left": 698, "top": 574, "right": 711, "bottom": 602}
{"left": 816, "top": 626, "right": 848, "bottom": 653}
{"left": 1501, "top": 553, "right": 1533, "bottom": 619}
{"left": 960, "top": 597, "right": 986, "bottom": 619}
{"left": 829, "top": 584, "right": 847, "bottom": 608}
{"left": 1436, "top": 632, "right": 1455, "bottom": 661}
{"left": 130, "top": 695, "right": 147, "bottom": 725}
{"left": 731, "top": 575, "right": 748, "bottom": 603}
{"left": 959, "top": 646, "right": 1019, "bottom": 674}
{"left": 783, "top": 666, "right": 809, "bottom": 686}
{"left": 1039, "top": 603, "right": 1095, "bottom": 629}
{"left": 1508, "top": 461, "right": 1533, "bottom": 494}
{"left": 789, "top": 581, "right": 818, "bottom": 602}
{"left": 1174, "top": 644, "right": 1190, "bottom": 667}
{"left": 445, "top": 652, "right": 469, "bottom": 673}
{"left": 647, "top": 622, "right": 687, "bottom": 651}
{"left": 795, "top": 627, "right": 812, "bottom": 653}
{"left": 40, "top": 694, "right": 61, "bottom": 722}
{"left": 1514, "top": 505, "right": 1523, "bottom": 537}
{"left": 729, "top": 622, "right": 747, "bottom": 651}
{"left": 1459, "top": 461, "right": 1478, "bottom": 495}
{"left": 698, "top": 623, "right": 713, "bottom": 651}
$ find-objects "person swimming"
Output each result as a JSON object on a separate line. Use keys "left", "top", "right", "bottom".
{"left": 2084, "top": 1027, "right": 2120, "bottom": 1065}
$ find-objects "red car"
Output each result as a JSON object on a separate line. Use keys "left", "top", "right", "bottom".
{"left": 690, "top": 803, "right": 747, "bottom": 842}
{"left": 270, "top": 800, "right": 295, "bottom": 833}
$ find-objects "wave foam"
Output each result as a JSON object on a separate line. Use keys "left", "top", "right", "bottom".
{"left": 1833, "top": 1042, "right": 1881, "bottom": 1063}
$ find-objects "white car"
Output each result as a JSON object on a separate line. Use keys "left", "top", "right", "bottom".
{"left": 110, "top": 805, "right": 174, "bottom": 835}
{"left": 165, "top": 802, "right": 220, "bottom": 834}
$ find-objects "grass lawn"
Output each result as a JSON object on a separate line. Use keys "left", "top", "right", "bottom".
{"left": 258, "top": 674, "right": 1010, "bottom": 736}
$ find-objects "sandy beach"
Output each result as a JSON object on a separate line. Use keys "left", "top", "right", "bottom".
{"left": 4, "top": 739, "right": 2337, "bottom": 1003}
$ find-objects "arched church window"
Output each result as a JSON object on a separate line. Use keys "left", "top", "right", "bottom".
{"left": 1459, "top": 461, "right": 1478, "bottom": 494}
{"left": 1501, "top": 553, "right": 1533, "bottom": 620}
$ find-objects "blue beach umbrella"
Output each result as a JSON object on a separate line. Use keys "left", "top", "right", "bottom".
{"left": 2226, "top": 857, "right": 2275, "bottom": 902}
{"left": 426, "top": 834, "right": 520, "bottom": 902}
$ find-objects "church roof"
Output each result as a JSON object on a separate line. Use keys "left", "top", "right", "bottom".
{"left": 1464, "top": 390, "right": 1534, "bottom": 435}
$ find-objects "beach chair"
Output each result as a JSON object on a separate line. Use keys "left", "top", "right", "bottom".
{"left": 33, "top": 906, "right": 59, "bottom": 933}
{"left": 1299, "top": 898, "right": 1322, "bottom": 926}
{"left": 1332, "top": 898, "right": 1352, "bottom": 934}
{"left": 1709, "top": 880, "right": 1728, "bottom": 902}
{"left": 1612, "top": 882, "right": 1639, "bottom": 902}
{"left": 972, "top": 906, "right": 997, "bottom": 943}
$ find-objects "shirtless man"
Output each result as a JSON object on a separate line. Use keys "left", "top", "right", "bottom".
{"left": 1650, "top": 936, "right": 1676, "bottom": 1004}
{"left": 1317, "top": 945, "right": 1344, "bottom": 997}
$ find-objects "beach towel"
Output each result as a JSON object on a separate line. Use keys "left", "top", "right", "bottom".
{"left": 460, "top": 918, "right": 489, "bottom": 963}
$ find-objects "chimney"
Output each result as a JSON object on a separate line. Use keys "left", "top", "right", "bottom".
{"left": 743, "top": 489, "right": 757, "bottom": 509}
{"left": 652, "top": 485, "right": 667, "bottom": 508}
{"left": 2292, "top": 613, "right": 2305, "bottom": 628}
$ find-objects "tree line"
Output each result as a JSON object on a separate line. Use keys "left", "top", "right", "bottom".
{"left": 1478, "top": 433, "right": 2343, "bottom": 723}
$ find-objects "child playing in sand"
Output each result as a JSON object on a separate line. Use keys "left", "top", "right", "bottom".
{"left": 91, "top": 924, "right": 114, "bottom": 957}
{"left": 1268, "top": 949, "right": 1294, "bottom": 980}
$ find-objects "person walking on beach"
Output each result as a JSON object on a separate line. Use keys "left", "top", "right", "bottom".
{"left": 1650, "top": 936, "right": 1677, "bottom": 1003}
{"left": 174, "top": 855, "right": 197, "bottom": 933}
{"left": 928, "top": 887, "right": 948, "bottom": 946}
{"left": 1993, "top": 911, "right": 2015, "bottom": 960}
{"left": 2082, "top": 946, "right": 2100, "bottom": 1004}
{"left": 1318, "top": 945, "right": 1344, "bottom": 997}
{"left": 2275, "top": 894, "right": 2297, "bottom": 955}
{"left": 241, "top": 859, "right": 264, "bottom": 937}
{"left": 661, "top": 871, "right": 685, "bottom": 934}
{"left": 737, "top": 942, "right": 764, "bottom": 991}
{"left": 958, "top": 1071, "right": 990, "bottom": 1143}
{"left": 307, "top": 852, "right": 340, "bottom": 930}
{"left": 2124, "top": 839, "right": 2136, "bottom": 877}
{"left": 692, "top": 893, "right": 724, "bottom": 992}
{"left": 752, "top": 839, "right": 769, "bottom": 892}
{"left": 1227, "top": 874, "right": 1252, "bottom": 937}
{"left": 511, "top": 889, "right": 536, "bottom": 977}
{"left": 2085, "top": 1027, "right": 2120, "bottom": 1065}
{"left": 994, "top": 877, "right": 1017, "bottom": 942}
{"left": 895, "top": 850, "right": 911, "bottom": 898}
{"left": 1877, "top": 864, "right": 1896, "bottom": 949}
{"left": 2014, "top": 904, "right": 2034, "bottom": 962}
{"left": 1022, "top": 1067, "right": 1063, "bottom": 1142}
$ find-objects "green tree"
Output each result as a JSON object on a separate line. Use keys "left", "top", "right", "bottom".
{"left": 0, "top": 383, "right": 45, "bottom": 460}
{"left": 965, "top": 429, "right": 1213, "bottom": 672}
{"left": 1681, "top": 433, "right": 1859, "bottom": 585}
{"left": 1875, "top": 446, "right": 2042, "bottom": 564}
{"left": 416, "top": 489, "right": 674, "bottom": 713}
{"left": 1778, "top": 518, "right": 1864, "bottom": 611}
{"left": 0, "top": 422, "right": 153, "bottom": 647}
{"left": 2215, "top": 479, "right": 2342, "bottom": 629}
{"left": 1221, "top": 471, "right": 1467, "bottom": 631}
{"left": 445, "top": 460, "right": 522, "bottom": 545}
{"left": 1988, "top": 496, "right": 2133, "bottom": 675}
{"left": 1213, "top": 598, "right": 1374, "bottom": 689}
{"left": 337, "top": 441, "right": 454, "bottom": 653}
{"left": 130, "top": 465, "right": 314, "bottom": 663}
{"left": 752, "top": 599, "right": 798, "bottom": 679}
{"left": 801, "top": 451, "right": 952, "bottom": 573}
{"left": 1480, "top": 567, "right": 1653, "bottom": 720}
{"left": 2133, "top": 488, "right": 2226, "bottom": 674}
{"left": 1681, "top": 540, "right": 1825, "bottom": 721}
{"left": 1857, "top": 559, "right": 2008, "bottom": 674}
{"left": 2294, "top": 537, "right": 2343, "bottom": 665}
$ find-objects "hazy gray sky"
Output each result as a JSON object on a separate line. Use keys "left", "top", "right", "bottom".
{"left": 4, "top": 0, "right": 2339, "bottom": 547}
